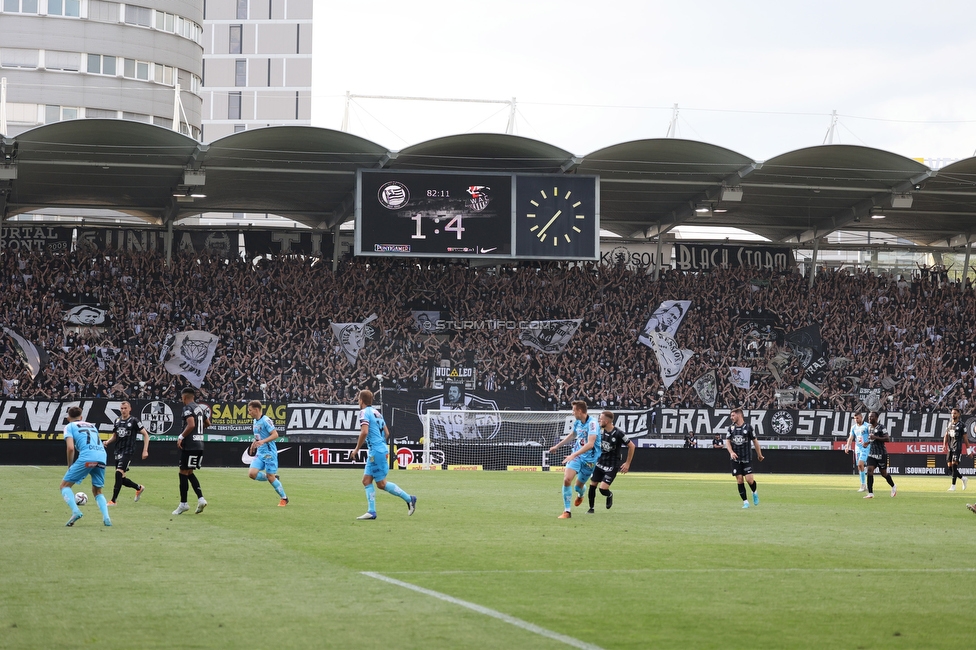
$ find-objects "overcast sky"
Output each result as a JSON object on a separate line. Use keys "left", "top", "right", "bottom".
{"left": 311, "top": 1, "right": 976, "bottom": 162}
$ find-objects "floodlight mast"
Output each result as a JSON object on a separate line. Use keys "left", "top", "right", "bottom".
{"left": 340, "top": 91, "right": 517, "bottom": 135}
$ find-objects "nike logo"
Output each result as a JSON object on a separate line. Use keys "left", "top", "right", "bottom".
{"left": 480, "top": 247, "right": 497, "bottom": 254}
{"left": 241, "top": 446, "right": 292, "bottom": 464}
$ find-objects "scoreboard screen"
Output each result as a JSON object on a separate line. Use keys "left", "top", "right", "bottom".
{"left": 356, "top": 170, "right": 513, "bottom": 258}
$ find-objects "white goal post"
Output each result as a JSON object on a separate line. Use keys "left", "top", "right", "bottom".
{"left": 420, "top": 410, "right": 574, "bottom": 471}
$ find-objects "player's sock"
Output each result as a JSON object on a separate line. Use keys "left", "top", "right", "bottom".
{"left": 737, "top": 483, "right": 747, "bottom": 501}
{"left": 121, "top": 476, "right": 139, "bottom": 490}
{"left": 748, "top": 480, "right": 757, "bottom": 493}
{"left": 599, "top": 487, "right": 611, "bottom": 497}
{"left": 884, "top": 474, "right": 895, "bottom": 487}
{"left": 574, "top": 483, "right": 585, "bottom": 498}
{"left": 113, "top": 471, "right": 124, "bottom": 501}
{"left": 562, "top": 485, "right": 572, "bottom": 511}
{"left": 179, "top": 473, "right": 189, "bottom": 502}
{"left": 253, "top": 471, "right": 267, "bottom": 482}
{"left": 383, "top": 482, "right": 411, "bottom": 503}
{"left": 859, "top": 470, "right": 866, "bottom": 485}
{"left": 364, "top": 483, "right": 376, "bottom": 513}
{"left": 95, "top": 493, "right": 111, "bottom": 524}
{"left": 61, "top": 486, "right": 82, "bottom": 516}
{"left": 188, "top": 473, "right": 203, "bottom": 498}
{"left": 867, "top": 473, "right": 874, "bottom": 493}
{"left": 588, "top": 484, "right": 597, "bottom": 509}
{"left": 270, "top": 479, "right": 286, "bottom": 499}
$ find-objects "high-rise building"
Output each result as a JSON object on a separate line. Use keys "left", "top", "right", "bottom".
{"left": 0, "top": 0, "right": 204, "bottom": 138}
{"left": 200, "top": 0, "right": 312, "bottom": 142}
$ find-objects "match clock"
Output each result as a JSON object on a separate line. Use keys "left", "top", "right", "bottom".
{"left": 515, "top": 175, "right": 599, "bottom": 259}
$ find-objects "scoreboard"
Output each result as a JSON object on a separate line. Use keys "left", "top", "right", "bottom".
{"left": 355, "top": 169, "right": 599, "bottom": 260}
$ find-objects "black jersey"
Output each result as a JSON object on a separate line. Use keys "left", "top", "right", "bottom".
{"left": 868, "top": 423, "right": 888, "bottom": 458}
{"left": 945, "top": 420, "right": 966, "bottom": 452}
{"left": 112, "top": 416, "right": 144, "bottom": 456}
{"left": 180, "top": 401, "right": 207, "bottom": 451}
{"left": 726, "top": 422, "right": 756, "bottom": 463}
{"left": 596, "top": 426, "right": 631, "bottom": 470}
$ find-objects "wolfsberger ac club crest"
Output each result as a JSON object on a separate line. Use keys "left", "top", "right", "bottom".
{"left": 141, "top": 401, "right": 175, "bottom": 435}
{"left": 466, "top": 185, "right": 491, "bottom": 212}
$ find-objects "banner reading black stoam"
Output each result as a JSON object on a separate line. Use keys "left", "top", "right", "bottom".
{"left": 675, "top": 244, "right": 794, "bottom": 271}
{"left": 0, "top": 225, "right": 73, "bottom": 253}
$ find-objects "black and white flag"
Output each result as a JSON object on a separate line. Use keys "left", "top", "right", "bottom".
{"left": 647, "top": 330, "right": 693, "bottom": 388}
{"left": 519, "top": 319, "right": 582, "bottom": 354}
{"left": 693, "top": 370, "right": 717, "bottom": 407}
{"left": 2, "top": 327, "right": 45, "bottom": 379}
{"left": 638, "top": 300, "right": 692, "bottom": 346}
{"left": 729, "top": 366, "right": 752, "bottom": 390}
{"left": 63, "top": 305, "right": 108, "bottom": 326}
{"left": 162, "top": 330, "right": 219, "bottom": 388}
{"left": 331, "top": 314, "right": 378, "bottom": 365}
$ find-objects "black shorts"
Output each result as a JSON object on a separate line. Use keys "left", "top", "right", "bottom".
{"left": 730, "top": 459, "right": 753, "bottom": 476}
{"left": 867, "top": 453, "right": 888, "bottom": 471}
{"left": 591, "top": 465, "right": 618, "bottom": 486}
{"left": 179, "top": 451, "right": 205, "bottom": 471}
{"left": 947, "top": 450, "right": 963, "bottom": 464}
{"left": 114, "top": 453, "right": 133, "bottom": 472}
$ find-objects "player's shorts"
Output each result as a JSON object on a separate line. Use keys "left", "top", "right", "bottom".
{"left": 64, "top": 459, "right": 107, "bottom": 487}
{"left": 114, "top": 453, "right": 132, "bottom": 472}
{"left": 730, "top": 459, "right": 753, "bottom": 476}
{"left": 866, "top": 452, "right": 888, "bottom": 471}
{"left": 855, "top": 448, "right": 869, "bottom": 464}
{"left": 364, "top": 452, "right": 390, "bottom": 482}
{"left": 591, "top": 464, "right": 618, "bottom": 486}
{"left": 567, "top": 457, "right": 596, "bottom": 484}
{"left": 179, "top": 451, "right": 205, "bottom": 471}
{"left": 947, "top": 449, "right": 963, "bottom": 464}
{"left": 250, "top": 452, "right": 278, "bottom": 475}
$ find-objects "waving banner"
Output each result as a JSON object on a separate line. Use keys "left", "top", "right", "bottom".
{"left": 639, "top": 300, "right": 692, "bottom": 344}
{"left": 518, "top": 319, "right": 582, "bottom": 354}
{"left": 3, "top": 327, "right": 45, "bottom": 379}
{"left": 161, "top": 330, "right": 219, "bottom": 388}
{"left": 648, "top": 330, "right": 693, "bottom": 388}
{"left": 729, "top": 367, "right": 752, "bottom": 390}
{"left": 693, "top": 370, "right": 717, "bottom": 407}
{"left": 331, "top": 314, "right": 378, "bottom": 365}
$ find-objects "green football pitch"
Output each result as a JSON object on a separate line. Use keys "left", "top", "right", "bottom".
{"left": 2, "top": 466, "right": 975, "bottom": 650}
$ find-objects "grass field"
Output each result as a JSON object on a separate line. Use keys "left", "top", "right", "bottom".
{"left": 3, "top": 466, "right": 976, "bottom": 649}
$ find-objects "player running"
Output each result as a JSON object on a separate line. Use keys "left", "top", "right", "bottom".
{"left": 943, "top": 408, "right": 968, "bottom": 491}
{"left": 351, "top": 389, "right": 416, "bottom": 520}
{"left": 60, "top": 406, "right": 112, "bottom": 527}
{"left": 104, "top": 400, "right": 149, "bottom": 505}
{"left": 726, "top": 407, "right": 763, "bottom": 509}
{"left": 247, "top": 400, "right": 288, "bottom": 506}
{"left": 845, "top": 412, "right": 870, "bottom": 492}
{"left": 864, "top": 411, "right": 896, "bottom": 499}
{"left": 549, "top": 400, "right": 601, "bottom": 519}
{"left": 586, "top": 410, "right": 636, "bottom": 513}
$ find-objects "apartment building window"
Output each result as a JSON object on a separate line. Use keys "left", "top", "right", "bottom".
{"left": 235, "top": 60, "right": 246, "bottom": 87}
{"left": 2, "top": 0, "right": 38, "bottom": 13}
{"left": 87, "top": 54, "right": 117, "bottom": 75}
{"left": 86, "top": 108, "right": 119, "bottom": 119}
{"left": 229, "top": 25, "right": 242, "bottom": 54}
{"left": 1, "top": 48, "right": 39, "bottom": 68}
{"left": 45, "top": 105, "right": 79, "bottom": 123}
{"left": 154, "top": 63, "right": 175, "bottom": 85}
{"left": 123, "top": 58, "right": 150, "bottom": 81}
{"left": 228, "top": 92, "right": 242, "bottom": 120}
{"left": 234, "top": 124, "right": 246, "bottom": 133}
{"left": 236, "top": 0, "right": 247, "bottom": 19}
{"left": 45, "top": 50, "right": 80, "bottom": 71}
{"left": 124, "top": 4, "right": 152, "bottom": 26}
{"left": 48, "top": 0, "right": 80, "bottom": 16}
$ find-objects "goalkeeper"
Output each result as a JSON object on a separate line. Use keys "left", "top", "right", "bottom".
{"left": 586, "top": 411, "right": 636, "bottom": 513}
{"left": 549, "top": 400, "right": 600, "bottom": 519}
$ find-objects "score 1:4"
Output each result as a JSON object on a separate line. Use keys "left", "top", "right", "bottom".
{"left": 411, "top": 213, "right": 465, "bottom": 240}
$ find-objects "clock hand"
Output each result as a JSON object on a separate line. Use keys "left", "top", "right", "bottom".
{"left": 536, "top": 210, "right": 562, "bottom": 240}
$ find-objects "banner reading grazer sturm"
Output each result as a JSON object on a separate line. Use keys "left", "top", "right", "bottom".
{"left": 331, "top": 314, "right": 377, "bottom": 365}
{"left": 0, "top": 225, "right": 73, "bottom": 253}
{"left": 161, "top": 330, "right": 219, "bottom": 388}
{"left": 518, "top": 319, "right": 582, "bottom": 354}
{"left": 3, "top": 327, "right": 45, "bottom": 379}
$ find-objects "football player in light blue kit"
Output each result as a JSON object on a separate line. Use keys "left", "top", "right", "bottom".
{"left": 549, "top": 400, "right": 600, "bottom": 519}
{"left": 845, "top": 412, "right": 870, "bottom": 492}
{"left": 60, "top": 406, "right": 112, "bottom": 527}
{"left": 247, "top": 400, "right": 288, "bottom": 506}
{"left": 351, "top": 389, "right": 416, "bottom": 520}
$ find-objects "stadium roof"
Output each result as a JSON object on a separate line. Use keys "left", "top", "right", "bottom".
{"left": 2, "top": 120, "right": 976, "bottom": 247}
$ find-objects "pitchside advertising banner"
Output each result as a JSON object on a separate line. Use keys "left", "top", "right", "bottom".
{"left": 673, "top": 244, "right": 794, "bottom": 271}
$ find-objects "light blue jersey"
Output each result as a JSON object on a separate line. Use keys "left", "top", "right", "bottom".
{"left": 851, "top": 421, "right": 870, "bottom": 460}
{"left": 572, "top": 415, "right": 601, "bottom": 464}
{"left": 252, "top": 415, "right": 278, "bottom": 456}
{"left": 65, "top": 421, "right": 107, "bottom": 463}
{"left": 359, "top": 407, "right": 388, "bottom": 456}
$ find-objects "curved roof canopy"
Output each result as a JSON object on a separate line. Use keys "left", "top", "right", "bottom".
{"left": 1, "top": 121, "right": 974, "bottom": 247}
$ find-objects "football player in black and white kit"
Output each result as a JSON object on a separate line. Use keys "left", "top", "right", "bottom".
{"left": 943, "top": 408, "right": 968, "bottom": 491}
{"left": 586, "top": 411, "right": 636, "bottom": 514}
{"left": 173, "top": 387, "right": 210, "bottom": 515}
{"left": 103, "top": 401, "right": 150, "bottom": 505}
{"left": 725, "top": 408, "right": 763, "bottom": 509}
{"left": 864, "top": 411, "right": 896, "bottom": 499}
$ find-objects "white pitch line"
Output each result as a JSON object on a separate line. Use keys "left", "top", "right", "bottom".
{"left": 362, "top": 571, "right": 604, "bottom": 650}
{"left": 380, "top": 567, "right": 976, "bottom": 575}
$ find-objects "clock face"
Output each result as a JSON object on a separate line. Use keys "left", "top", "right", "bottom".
{"left": 515, "top": 175, "right": 598, "bottom": 259}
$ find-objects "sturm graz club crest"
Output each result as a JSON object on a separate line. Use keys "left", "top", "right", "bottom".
{"left": 378, "top": 181, "right": 410, "bottom": 210}
{"left": 141, "top": 401, "right": 175, "bottom": 435}
{"left": 770, "top": 410, "right": 795, "bottom": 436}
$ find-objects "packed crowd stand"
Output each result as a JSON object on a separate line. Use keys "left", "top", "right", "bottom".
{"left": 1, "top": 249, "right": 973, "bottom": 413}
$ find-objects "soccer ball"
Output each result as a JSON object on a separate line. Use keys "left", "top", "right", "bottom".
{"left": 75, "top": 492, "right": 88, "bottom": 506}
